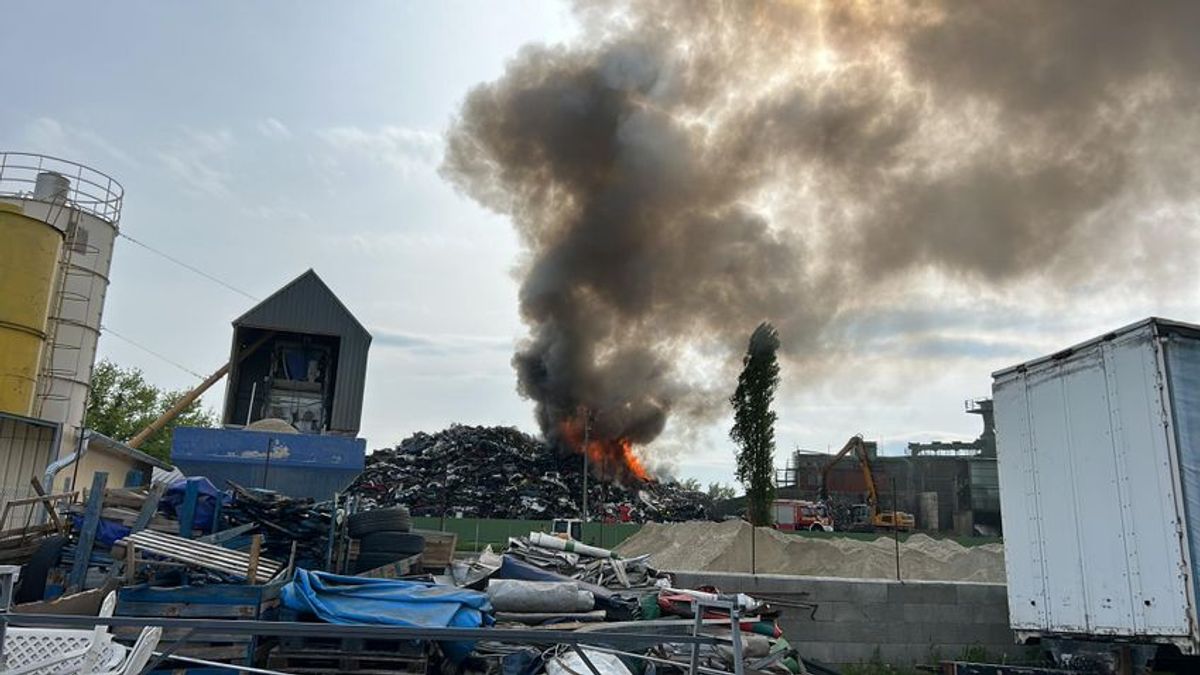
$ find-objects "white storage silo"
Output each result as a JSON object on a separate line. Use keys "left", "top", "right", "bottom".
{"left": 0, "top": 152, "right": 123, "bottom": 465}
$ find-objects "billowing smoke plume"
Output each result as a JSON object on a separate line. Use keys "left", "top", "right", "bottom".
{"left": 442, "top": 1, "right": 1200, "bottom": 473}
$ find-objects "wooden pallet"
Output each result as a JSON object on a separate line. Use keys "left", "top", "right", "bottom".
{"left": 116, "top": 581, "right": 283, "bottom": 666}
{"left": 277, "top": 634, "right": 425, "bottom": 656}
{"left": 356, "top": 553, "right": 423, "bottom": 579}
{"left": 268, "top": 650, "right": 428, "bottom": 675}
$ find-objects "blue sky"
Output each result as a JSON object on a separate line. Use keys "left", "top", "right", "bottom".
{"left": 3, "top": 2, "right": 1195, "bottom": 488}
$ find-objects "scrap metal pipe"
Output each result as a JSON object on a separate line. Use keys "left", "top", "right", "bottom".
{"left": 530, "top": 531, "right": 617, "bottom": 559}
{"left": 127, "top": 331, "right": 273, "bottom": 449}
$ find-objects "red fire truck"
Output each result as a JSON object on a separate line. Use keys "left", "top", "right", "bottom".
{"left": 772, "top": 499, "right": 834, "bottom": 531}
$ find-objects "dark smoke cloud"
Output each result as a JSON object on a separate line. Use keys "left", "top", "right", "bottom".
{"left": 442, "top": 1, "right": 1200, "bottom": 458}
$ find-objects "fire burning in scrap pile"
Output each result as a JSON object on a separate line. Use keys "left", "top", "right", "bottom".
{"left": 441, "top": 1, "right": 1200, "bottom": 475}
{"left": 349, "top": 425, "right": 709, "bottom": 521}
{"left": 557, "top": 416, "right": 650, "bottom": 483}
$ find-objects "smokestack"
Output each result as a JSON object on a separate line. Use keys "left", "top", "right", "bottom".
{"left": 442, "top": 1, "right": 1200, "bottom": 475}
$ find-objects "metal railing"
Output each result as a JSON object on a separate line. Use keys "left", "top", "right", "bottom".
{"left": 0, "top": 151, "right": 123, "bottom": 223}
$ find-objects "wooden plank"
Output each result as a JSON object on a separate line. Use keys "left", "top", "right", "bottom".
{"left": 119, "top": 582, "right": 279, "bottom": 605}
{"left": 103, "top": 488, "right": 148, "bottom": 510}
{"left": 355, "top": 553, "right": 423, "bottom": 579}
{"left": 27, "top": 479, "right": 71, "bottom": 535}
{"left": 125, "top": 539, "right": 136, "bottom": 583}
{"left": 196, "top": 523, "right": 256, "bottom": 546}
{"left": 68, "top": 471, "right": 108, "bottom": 592}
{"left": 130, "top": 483, "right": 167, "bottom": 532}
{"left": 178, "top": 479, "right": 199, "bottom": 538}
{"left": 210, "top": 494, "right": 223, "bottom": 535}
{"left": 0, "top": 523, "right": 55, "bottom": 540}
{"left": 247, "top": 534, "right": 262, "bottom": 584}
{"left": 278, "top": 635, "right": 425, "bottom": 656}
{"left": 116, "top": 601, "right": 261, "bottom": 618}
{"left": 5, "top": 490, "right": 78, "bottom": 508}
{"left": 115, "top": 625, "right": 253, "bottom": 643}
{"left": 65, "top": 504, "right": 177, "bottom": 530}
{"left": 12, "top": 585, "right": 115, "bottom": 615}
{"left": 169, "top": 643, "right": 255, "bottom": 660}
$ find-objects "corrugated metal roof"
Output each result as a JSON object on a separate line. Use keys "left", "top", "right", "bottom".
{"left": 234, "top": 269, "right": 372, "bottom": 338}
{"left": 85, "top": 430, "right": 174, "bottom": 471}
{"left": 228, "top": 270, "right": 371, "bottom": 434}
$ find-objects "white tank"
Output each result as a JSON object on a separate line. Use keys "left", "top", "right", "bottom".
{"left": 33, "top": 171, "right": 70, "bottom": 203}
{"left": 0, "top": 153, "right": 123, "bottom": 464}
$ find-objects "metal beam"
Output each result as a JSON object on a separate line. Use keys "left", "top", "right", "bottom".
{"left": 3, "top": 614, "right": 717, "bottom": 647}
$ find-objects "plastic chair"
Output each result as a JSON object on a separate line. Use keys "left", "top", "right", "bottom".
{"left": 77, "top": 591, "right": 120, "bottom": 673}
{"left": 90, "top": 626, "right": 161, "bottom": 675}
{"left": 3, "top": 592, "right": 126, "bottom": 674}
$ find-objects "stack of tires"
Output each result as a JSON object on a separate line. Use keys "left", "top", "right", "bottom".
{"left": 348, "top": 506, "right": 424, "bottom": 574}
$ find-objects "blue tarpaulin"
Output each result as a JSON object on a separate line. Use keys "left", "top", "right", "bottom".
{"left": 161, "top": 476, "right": 228, "bottom": 530}
{"left": 281, "top": 569, "right": 493, "bottom": 661}
{"left": 70, "top": 515, "right": 130, "bottom": 548}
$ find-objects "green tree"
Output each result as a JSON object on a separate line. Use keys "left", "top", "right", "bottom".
{"left": 85, "top": 359, "right": 218, "bottom": 461}
{"left": 678, "top": 477, "right": 702, "bottom": 492}
{"left": 729, "top": 322, "right": 781, "bottom": 526}
{"left": 707, "top": 482, "right": 737, "bottom": 501}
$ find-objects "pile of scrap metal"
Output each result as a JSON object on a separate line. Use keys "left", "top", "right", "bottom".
{"left": 450, "top": 532, "right": 819, "bottom": 675}
{"left": 222, "top": 480, "right": 338, "bottom": 566}
{"left": 349, "top": 424, "right": 711, "bottom": 522}
{"left": 504, "top": 531, "right": 655, "bottom": 589}
{"left": 3, "top": 503, "right": 828, "bottom": 675}
{"left": 0, "top": 474, "right": 470, "bottom": 671}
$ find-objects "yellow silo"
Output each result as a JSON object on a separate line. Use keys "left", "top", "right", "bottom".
{"left": 0, "top": 202, "right": 63, "bottom": 416}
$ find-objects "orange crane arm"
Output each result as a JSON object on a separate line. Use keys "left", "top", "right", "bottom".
{"left": 821, "top": 435, "right": 882, "bottom": 516}
{"left": 820, "top": 435, "right": 866, "bottom": 499}
{"left": 856, "top": 440, "right": 880, "bottom": 514}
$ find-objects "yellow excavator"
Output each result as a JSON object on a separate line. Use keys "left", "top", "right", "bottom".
{"left": 820, "top": 435, "right": 915, "bottom": 532}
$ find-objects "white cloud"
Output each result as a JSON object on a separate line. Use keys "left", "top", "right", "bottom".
{"left": 24, "top": 117, "right": 139, "bottom": 167}
{"left": 156, "top": 127, "right": 235, "bottom": 199}
{"left": 257, "top": 117, "right": 292, "bottom": 140}
{"left": 317, "top": 125, "right": 441, "bottom": 176}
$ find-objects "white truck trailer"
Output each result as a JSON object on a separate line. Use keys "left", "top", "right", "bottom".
{"left": 993, "top": 317, "right": 1200, "bottom": 667}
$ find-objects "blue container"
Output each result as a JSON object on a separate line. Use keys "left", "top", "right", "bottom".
{"left": 172, "top": 427, "right": 364, "bottom": 499}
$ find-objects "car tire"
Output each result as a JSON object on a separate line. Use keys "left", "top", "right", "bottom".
{"left": 16, "top": 535, "right": 66, "bottom": 604}
{"left": 348, "top": 506, "right": 411, "bottom": 537}
{"left": 359, "top": 531, "right": 425, "bottom": 556}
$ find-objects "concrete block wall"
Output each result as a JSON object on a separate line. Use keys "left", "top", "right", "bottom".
{"left": 669, "top": 571, "right": 1020, "bottom": 667}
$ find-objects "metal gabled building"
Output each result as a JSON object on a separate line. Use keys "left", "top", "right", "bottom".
{"left": 221, "top": 269, "right": 371, "bottom": 436}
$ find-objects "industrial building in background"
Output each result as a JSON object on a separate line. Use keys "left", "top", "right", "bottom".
{"left": 171, "top": 269, "right": 370, "bottom": 499}
{"left": 776, "top": 400, "right": 1001, "bottom": 535}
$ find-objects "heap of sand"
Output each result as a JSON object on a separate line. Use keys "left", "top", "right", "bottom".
{"left": 616, "top": 520, "right": 1005, "bottom": 583}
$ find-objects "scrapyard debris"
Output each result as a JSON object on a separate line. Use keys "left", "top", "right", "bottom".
{"left": 348, "top": 425, "right": 710, "bottom": 521}
{"left": 222, "top": 481, "right": 335, "bottom": 567}
{"left": 502, "top": 535, "right": 656, "bottom": 590}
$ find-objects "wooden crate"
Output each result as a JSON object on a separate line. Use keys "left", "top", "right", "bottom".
{"left": 356, "top": 553, "right": 424, "bottom": 579}
{"left": 412, "top": 530, "right": 457, "bottom": 570}
{"left": 116, "top": 581, "right": 282, "bottom": 665}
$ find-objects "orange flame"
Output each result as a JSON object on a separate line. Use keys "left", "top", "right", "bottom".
{"left": 558, "top": 418, "right": 650, "bottom": 483}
